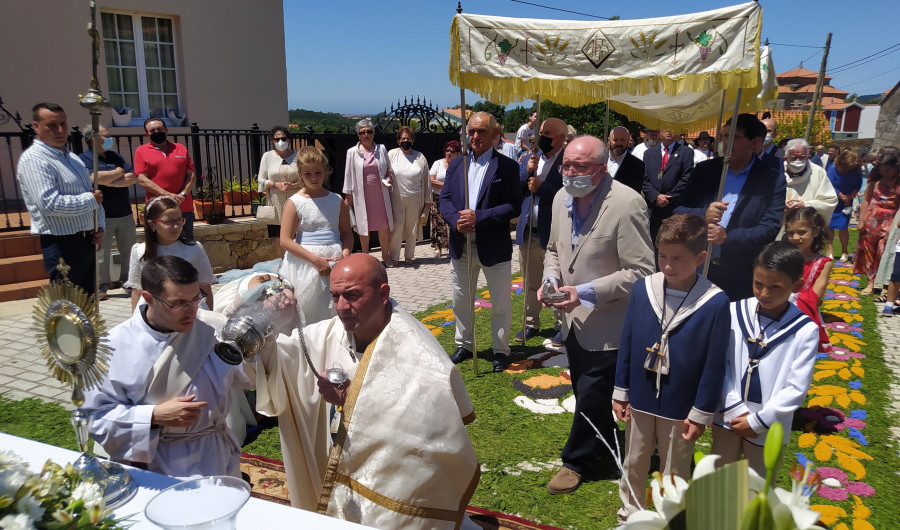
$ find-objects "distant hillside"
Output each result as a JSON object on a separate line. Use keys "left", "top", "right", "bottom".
{"left": 288, "top": 109, "right": 361, "bottom": 132}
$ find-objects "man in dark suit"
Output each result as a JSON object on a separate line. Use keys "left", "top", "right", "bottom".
{"left": 642, "top": 129, "right": 694, "bottom": 240}
{"left": 514, "top": 117, "right": 566, "bottom": 341}
{"left": 439, "top": 112, "right": 522, "bottom": 371}
{"left": 675, "top": 113, "right": 785, "bottom": 300}
{"left": 608, "top": 126, "right": 645, "bottom": 194}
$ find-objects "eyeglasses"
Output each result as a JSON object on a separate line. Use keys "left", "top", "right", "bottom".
{"left": 273, "top": 137, "right": 288, "bottom": 142}
{"left": 152, "top": 218, "right": 185, "bottom": 228}
{"left": 358, "top": 130, "right": 374, "bottom": 135}
{"left": 560, "top": 163, "right": 602, "bottom": 174}
{"left": 153, "top": 289, "right": 207, "bottom": 313}
{"left": 446, "top": 150, "right": 460, "bottom": 154}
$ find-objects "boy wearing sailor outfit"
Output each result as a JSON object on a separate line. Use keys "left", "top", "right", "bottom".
{"left": 613, "top": 215, "right": 731, "bottom": 521}
{"left": 711, "top": 241, "right": 819, "bottom": 476}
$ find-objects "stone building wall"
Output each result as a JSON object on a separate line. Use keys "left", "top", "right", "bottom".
{"left": 870, "top": 81, "right": 900, "bottom": 155}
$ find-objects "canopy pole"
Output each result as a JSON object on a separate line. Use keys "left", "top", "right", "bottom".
{"left": 714, "top": 89, "right": 726, "bottom": 156}
{"left": 702, "top": 87, "right": 743, "bottom": 277}
{"left": 520, "top": 96, "right": 541, "bottom": 350}
{"left": 459, "top": 88, "right": 478, "bottom": 376}
{"left": 604, "top": 100, "right": 610, "bottom": 141}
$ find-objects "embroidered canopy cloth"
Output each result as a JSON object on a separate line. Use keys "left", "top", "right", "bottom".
{"left": 449, "top": 1, "right": 777, "bottom": 128}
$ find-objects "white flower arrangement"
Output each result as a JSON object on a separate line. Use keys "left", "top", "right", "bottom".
{"left": 618, "top": 422, "right": 825, "bottom": 530}
{"left": 0, "top": 450, "right": 126, "bottom": 529}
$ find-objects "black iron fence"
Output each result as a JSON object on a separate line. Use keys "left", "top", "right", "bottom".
{"left": 0, "top": 95, "right": 464, "bottom": 233}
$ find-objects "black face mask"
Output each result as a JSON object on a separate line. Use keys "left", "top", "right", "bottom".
{"left": 537, "top": 134, "right": 554, "bottom": 154}
{"left": 400, "top": 141, "right": 412, "bottom": 151}
{"left": 149, "top": 131, "right": 167, "bottom": 144}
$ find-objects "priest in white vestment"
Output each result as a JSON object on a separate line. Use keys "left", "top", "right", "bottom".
{"left": 83, "top": 255, "right": 253, "bottom": 478}
{"left": 250, "top": 254, "right": 479, "bottom": 529}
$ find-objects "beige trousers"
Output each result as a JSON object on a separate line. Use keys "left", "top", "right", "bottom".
{"left": 517, "top": 230, "right": 545, "bottom": 328}
{"left": 710, "top": 424, "right": 765, "bottom": 477}
{"left": 390, "top": 194, "right": 424, "bottom": 262}
{"left": 618, "top": 409, "right": 695, "bottom": 522}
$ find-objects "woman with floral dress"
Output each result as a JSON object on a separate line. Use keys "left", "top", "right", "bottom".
{"left": 855, "top": 149, "right": 900, "bottom": 295}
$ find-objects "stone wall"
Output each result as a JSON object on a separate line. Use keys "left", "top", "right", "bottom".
{"left": 194, "top": 220, "right": 282, "bottom": 273}
{"left": 133, "top": 218, "right": 282, "bottom": 274}
{"left": 870, "top": 81, "right": 900, "bottom": 154}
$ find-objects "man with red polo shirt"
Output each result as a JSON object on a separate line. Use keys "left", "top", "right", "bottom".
{"left": 135, "top": 118, "right": 197, "bottom": 239}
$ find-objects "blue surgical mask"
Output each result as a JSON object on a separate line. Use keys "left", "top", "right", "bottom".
{"left": 101, "top": 137, "right": 114, "bottom": 151}
{"left": 562, "top": 171, "right": 599, "bottom": 197}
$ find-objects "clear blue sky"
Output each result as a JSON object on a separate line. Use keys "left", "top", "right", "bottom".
{"left": 283, "top": 0, "right": 899, "bottom": 114}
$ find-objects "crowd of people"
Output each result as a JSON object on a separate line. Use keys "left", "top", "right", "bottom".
{"left": 15, "top": 99, "right": 900, "bottom": 528}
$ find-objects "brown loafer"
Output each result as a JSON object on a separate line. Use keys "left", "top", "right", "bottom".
{"left": 547, "top": 467, "right": 581, "bottom": 494}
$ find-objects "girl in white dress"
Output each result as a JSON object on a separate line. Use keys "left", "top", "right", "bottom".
{"left": 279, "top": 146, "right": 354, "bottom": 326}
{"left": 126, "top": 196, "right": 216, "bottom": 310}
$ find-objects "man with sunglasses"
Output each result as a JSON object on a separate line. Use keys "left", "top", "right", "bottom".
{"left": 84, "top": 255, "right": 253, "bottom": 478}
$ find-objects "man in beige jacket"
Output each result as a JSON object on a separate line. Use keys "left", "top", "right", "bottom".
{"left": 540, "top": 135, "right": 655, "bottom": 494}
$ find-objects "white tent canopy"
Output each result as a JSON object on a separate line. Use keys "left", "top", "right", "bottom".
{"left": 449, "top": 1, "right": 777, "bottom": 128}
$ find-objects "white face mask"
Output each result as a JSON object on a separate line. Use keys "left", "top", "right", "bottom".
{"left": 764, "top": 133, "right": 774, "bottom": 145}
{"left": 646, "top": 138, "right": 659, "bottom": 147}
{"left": 562, "top": 171, "right": 599, "bottom": 198}
{"left": 788, "top": 160, "right": 807, "bottom": 174}
{"left": 718, "top": 141, "right": 725, "bottom": 155}
{"left": 274, "top": 140, "right": 289, "bottom": 151}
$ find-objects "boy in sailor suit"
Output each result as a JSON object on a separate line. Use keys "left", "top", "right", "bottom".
{"left": 613, "top": 215, "right": 731, "bottom": 522}
{"left": 712, "top": 241, "right": 820, "bottom": 476}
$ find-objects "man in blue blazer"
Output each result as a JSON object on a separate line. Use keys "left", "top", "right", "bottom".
{"left": 439, "top": 112, "right": 522, "bottom": 371}
{"left": 642, "top": 130, "right": 694, "bottom": 240}
{"left": 675, "top": 113, "right": 785, "bottom": 300}
{"left": 514, "top": 117, "right": 566, "bottom": 342}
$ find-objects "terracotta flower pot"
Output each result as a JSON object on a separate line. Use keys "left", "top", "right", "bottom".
{"left": 193, "top": 200, "right": 226, "bottom": 220}
{"left": 223, "top": 191, "right": 252, "bottom": 205}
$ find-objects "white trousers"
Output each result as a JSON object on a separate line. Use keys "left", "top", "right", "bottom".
{"left": 451, "top": 247, "right": 511, "bottom": 355}
{"left": 390, "top": 194, "right": 423, "bottom": 262}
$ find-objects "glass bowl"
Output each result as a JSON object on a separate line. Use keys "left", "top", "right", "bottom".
{"left": 144, "top": 475, "right": 251, "bottom": 530}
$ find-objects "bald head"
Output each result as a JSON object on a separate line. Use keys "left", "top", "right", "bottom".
{"left": 332, "top": 253, "right": 387, "bottom": 289}
{"left": 567, "top": 135, "right": 607, "bottom": 163}
{"left": 762, "top": 118, "right": 776, "bottom": 146}
{"left": 608, "top": 126, "right": 630, "bottom": 157}
{"left": 538, "top": 117, "right": 568, "bottom": 156}
{"left": 467, "top": 111, "right": 500, "bottom": 158}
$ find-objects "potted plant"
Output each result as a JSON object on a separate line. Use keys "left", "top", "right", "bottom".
{"left": 193, "top": 176, "right": 226, "bottom": 223}
{"left": 222, "top": 177, "right": 262, "bottom": 205}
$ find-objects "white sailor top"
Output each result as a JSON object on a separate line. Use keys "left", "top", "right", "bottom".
{"left": 613, "top": 273, "right": 731, "bottom": 424}
{"left": 714, "top": 297, "right": 819, "bottom": 446}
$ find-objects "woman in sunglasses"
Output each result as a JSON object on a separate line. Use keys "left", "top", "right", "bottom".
{"left": 343, "top": 119, "right": 394, "bottom": 266}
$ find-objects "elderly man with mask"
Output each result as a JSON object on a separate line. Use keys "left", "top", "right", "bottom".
{"left": 79, "top": 124, "right": 139, "bottom": 300}
{"left": 514, "top": 117, "right": 567, "bottom": 341}
{"left": 783, "top": 138, "right": 839, "bottom": 225}
{"left": 251, "top": 254, "right": 479, "bottom": 528}
{"left": 761, "top": 118, "right": 785, "bottom": 160}
{"left": 541, "top": 135, "right": 654, "bottom": 494}
{"left": 607, "top": 126, "right": 645, "bottom": 194}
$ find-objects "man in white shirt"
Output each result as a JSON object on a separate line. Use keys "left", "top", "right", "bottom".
{"left": 607, "top": 126, "right": 645, "bottom": 194}
{"left": 515, "top": 111, "right": 538, "bottom": 157}
{"left": 630, "top": 127, "right": 660, "bottom": 161}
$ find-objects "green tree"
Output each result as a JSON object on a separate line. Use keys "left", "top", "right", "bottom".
{"left": 503, "top": 105, "right": 535, "bottom": 134}
{"left": 469, "top": 101, "right": 507, "bottom": 124}
{"left": 775, "top": 110, "right": 831, "bottom": 146}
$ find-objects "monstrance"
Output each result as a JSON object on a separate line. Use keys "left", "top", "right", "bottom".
{"left": 33, "top": 260, "right": 136, "bottom": 508}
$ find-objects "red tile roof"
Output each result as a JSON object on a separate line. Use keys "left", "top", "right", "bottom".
{"left": 778, "top": 84, "right": 849, "bottom": 96}
{"left": 777, "top": 66, "right": 832, "bottom": 81}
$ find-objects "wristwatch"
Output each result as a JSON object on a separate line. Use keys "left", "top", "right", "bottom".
{"left": 178, "top": 191, "right": 186, "bottom": 196}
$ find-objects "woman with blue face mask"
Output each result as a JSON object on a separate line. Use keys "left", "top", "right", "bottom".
{"left": 258, "top": 125, "right": 303, "bottom": 237}
{"left": 78, "top": 124, "right": 140, "bottom": 300}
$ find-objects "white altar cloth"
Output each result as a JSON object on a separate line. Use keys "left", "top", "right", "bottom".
{"left": 0, "top": 432, "right": 371, "bottom": 529}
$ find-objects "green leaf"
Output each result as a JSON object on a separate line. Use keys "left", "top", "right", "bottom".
{"left": 685, "top": 460, "right": 749, "bottom": 530}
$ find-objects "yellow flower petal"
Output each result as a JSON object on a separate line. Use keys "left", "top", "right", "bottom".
{"left": 852, "top": 520, "right": 874, "bottom": 530}
{"left": 814, "top": 440, "right": 833, "bottom": 461}
{"left": 851, "top": 496, "right": 871, "bottom": 520}
{"left": 811, "top": 504, "right": 847, "bottom": 526}
{"left": 798, "top": 432, "right": 818, "bottom": 448}
{"left": 836, "top": 393, "right": 851, "bottom": 408}
{"left": 837, "top": 452, "right": 867, "bottom": 479}
{"left": 808, "top": 395, "right": 834, "bottom": 408}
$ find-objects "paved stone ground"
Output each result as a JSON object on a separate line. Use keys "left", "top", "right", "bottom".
{"left": 875, "top": 300, "right": 900, "bottom": 453}
{"left": 0, "top": 241, "right": 518, "bottom": 409}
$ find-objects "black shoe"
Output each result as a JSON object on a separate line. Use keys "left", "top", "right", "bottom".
{"left": 449, "top": 347, "right": 473, "bottom": 364}
{"left": 493, "top": 352, "right": 511, "bottom": 372}
{"left": 514, "top": 326, "right": 540, "bottom": 342}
